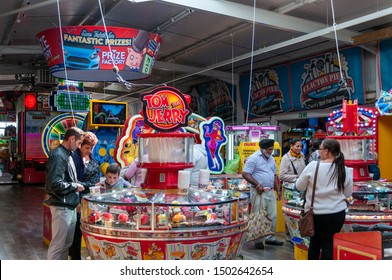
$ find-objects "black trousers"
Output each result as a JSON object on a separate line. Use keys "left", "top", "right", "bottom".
{"left": 308, "top": 209, "right": 346, "bottom": 260}
{"left": 69, "top": 212, "right": 82, "bottom": 260}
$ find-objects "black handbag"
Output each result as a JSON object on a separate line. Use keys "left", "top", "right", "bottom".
{"left": 299, "top": 160, "right": 320, "bottom": 237}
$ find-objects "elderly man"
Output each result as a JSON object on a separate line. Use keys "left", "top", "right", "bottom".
{"left": 242, "top": 138, "right": 283, "bottom": 249}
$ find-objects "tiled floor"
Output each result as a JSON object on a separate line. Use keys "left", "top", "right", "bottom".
{"left": 0, "top": 182, "right": 294, "bottom": 260}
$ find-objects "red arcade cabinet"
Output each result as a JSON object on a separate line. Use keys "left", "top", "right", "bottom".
{"left": 16, "top": 92, "right": 59, "bottom": 183}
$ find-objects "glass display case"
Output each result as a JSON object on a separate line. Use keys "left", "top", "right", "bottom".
{"left": 331, "top": 136, "right": 376, "bottom": 181}
{"left": 282, "top": 181, "right": 392, "bottom": 249}
{"left": 209, "top": 174, "right": 250, "bottom": 191}
{"left": 81, "top": 187, "right": 249, "bottom": 260}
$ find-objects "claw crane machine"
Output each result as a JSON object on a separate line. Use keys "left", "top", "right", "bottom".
{"left": 225, "top": 124, "right": 281, "bottom": 173}
{"left": 223, "top": 124, "right": 285, "bottom": 232}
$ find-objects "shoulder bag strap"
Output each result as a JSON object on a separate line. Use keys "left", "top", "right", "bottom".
{"left": 309, "top": 160, "right": 320, "bottom": 210}
{"left": 287, "top": 154, "right": 298, "bottom": 175}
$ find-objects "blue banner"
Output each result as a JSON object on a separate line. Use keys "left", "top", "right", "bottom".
{"left": 195, "top": 81, "right": 236, "bottom": 122}
{"left": 239, "top": 65, "right": 290, "bottom": 118}
{"left": 239, "top": 47, "right": 365, "bottom": 119}
{"left": 290, "top": 47, "right": 364, "bottom": 110}
{"left": 380, "top": 38, "right": 392, "bottom": 92}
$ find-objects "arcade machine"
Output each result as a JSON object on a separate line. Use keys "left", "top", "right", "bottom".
{"left": 80, "top": 86, "right": 249, "bottom": 260}
{"left": 326, "top": 99, "right": 378, "bottom": 181}
{"left": 220, "top": 125, "right": 281, "bottom": 190}
{"left": 225, "top": 124, "right": 281, "bottom": 173}
{"left": 88, "top": 100, "right": 128, "bottom": 175}
{"left": 16, "top": 92, "right": 59, "bottom": 183}
{"left": 114, "top": 112, "right": 206, "bottom": 170}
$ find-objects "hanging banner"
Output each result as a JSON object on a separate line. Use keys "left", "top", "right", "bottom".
{"left": 239, "top": 46, "right": 365, "bottom": 119}
{"left": 240, "top": 66, "right": 290, "bottom": 118}
{"left": 290, "top": 47, "right": 364, "bottom": 110}
{"left": 195, "top": 81, "right": 236, "bottom": 122}
{"left": 37, "top": 26, "right": 162, "bottom": 82}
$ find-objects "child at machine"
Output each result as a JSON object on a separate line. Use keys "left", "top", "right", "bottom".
{"left": 97, "top": 163, "right": 132, "bottom": 191}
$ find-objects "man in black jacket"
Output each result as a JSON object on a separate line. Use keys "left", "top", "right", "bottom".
{"left": 45, "top": 126, "right": 85, "bottom": 260}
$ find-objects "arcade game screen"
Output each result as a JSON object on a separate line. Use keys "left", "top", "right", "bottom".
{"left": 90, "top": 100, "right": 128, "bottom": 127}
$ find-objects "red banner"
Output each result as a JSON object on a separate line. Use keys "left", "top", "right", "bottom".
{"left": 37, "top": 26, "right": 162, "bottom": 82}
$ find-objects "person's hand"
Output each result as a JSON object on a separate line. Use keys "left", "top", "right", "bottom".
{"left": 276, "top": 191, "right": 282, "bottom": 201}
{"left": 96, "top": 181, "right": 106, "bottom": 190}
{"left": 255, "top": 183, "right": 263, "bottom": 194}
{"left": 75, "top": 184, "right": 84, "bottom": 192}
{"left": 76, "top": 203, "right": 81, "bottom": 213}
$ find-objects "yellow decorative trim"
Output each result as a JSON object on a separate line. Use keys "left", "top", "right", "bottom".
{"left": 337, "top": 245, "right": 378, "bottom": 260}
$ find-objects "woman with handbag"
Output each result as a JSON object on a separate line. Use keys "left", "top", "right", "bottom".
{"left": 295, "top": 138, "right": 353, "bottom": 260}
{"left": 279, "top": 138, "right": 306, "bottom": 242}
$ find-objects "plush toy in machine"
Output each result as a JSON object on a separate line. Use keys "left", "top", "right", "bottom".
{"left": 89, "top": 211, "right": 101, "bottom": 224}
{"left": 118, "top": 212, "right": 129, "bottom": 223}
{"left": 172, "top": 212, "right": 186, "bottom": 223}
{"left": 140, "top": 213, "right": 150, "bottom": 225}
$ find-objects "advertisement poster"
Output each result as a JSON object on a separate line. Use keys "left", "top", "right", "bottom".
{"left": 196, "top": 81, "right": 236, "bottom": 122}
{"left": 240, "top": 65, "right": 290, "bottom": 118}
{"left": 290, "top": 47, "right": 364, "bottom": 110}
{"left": 37, "top": 26, "right": 162, "bottom": 81}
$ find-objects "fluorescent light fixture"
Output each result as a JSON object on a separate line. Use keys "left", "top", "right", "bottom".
{"left": 128, "top": 0, "right": 151, "bottom": 3}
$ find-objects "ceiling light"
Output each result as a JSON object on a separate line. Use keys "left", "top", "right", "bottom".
{"left": 128, "top": 0, "right": 151, "bottom": 3}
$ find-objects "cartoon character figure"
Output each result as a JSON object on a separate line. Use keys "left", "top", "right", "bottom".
{"left": 103, "top": 243, "right": 116, "bottom": 259}
{"left": 143, "top": 243, "right": 164, "bottom": 260}
{"left": 226, "top": 239, "right": 239, "bottom": 260}
{"left": 172, "top": 212, "right": 186, "bottom": 223}
{"left": 204, "top": 120, "right": 225, "bottom": 169}
{"left": 92, "top": 244, "right": 101, "bottom": 254}
{"left": 122, "top": 138, "right": 138, "bottom": 165}
{"left": 126, "top": 245, "right": 139, "bottom": 259}
{"left": 188, "top": 116, "right": 199, "bottom": 129}
{"left": 191, "top": 244, "right": 207, "bottom": 260}
{"left": 125, "top": 47, "right": 146, "bottom": 71}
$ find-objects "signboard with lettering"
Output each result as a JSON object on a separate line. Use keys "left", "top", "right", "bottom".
{"left": 240, "top": 66, "right": 290, "bottom": 118}
{"left": 140, "top": 86, "right": 192, "bottom": 132}
{"left": 237, "top": 142, "right": 259, "bottom": 173}
{"left": 37, "top": 26, "right": 162, "bottom": 82}
{"left": 291, "top": 47, "right": 364, "bottom": 110}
